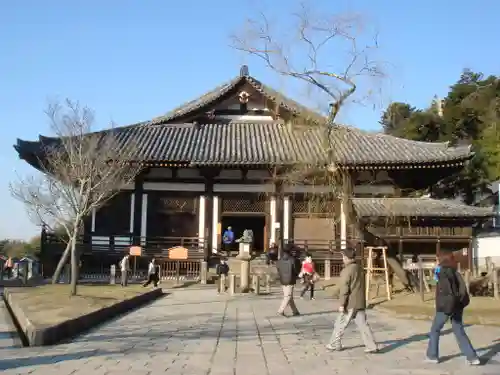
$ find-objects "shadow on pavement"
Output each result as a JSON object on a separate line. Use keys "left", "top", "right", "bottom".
{"left": 0, "top": 350, "right": 109, "bottom": 371}
{"left": 378, "top": 325, "right": 472, "bottom": 354}
{"left": 440, "top": 338, "right": 500, "bottom": 365}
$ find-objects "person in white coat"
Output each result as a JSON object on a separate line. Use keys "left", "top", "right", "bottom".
{"left": 120, "top": 254, "right": 130, "bottom": 287}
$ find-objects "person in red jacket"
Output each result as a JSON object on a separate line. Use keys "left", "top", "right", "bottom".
{"left": 299, "top": 255, "right": 316, "bottom": 300}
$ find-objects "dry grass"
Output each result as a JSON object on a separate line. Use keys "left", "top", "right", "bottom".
{"left": 7, "top": 284, "right": 155, "bottom": 327}
{"left": 375, "top": 292, "right": 500, "bottom": 326}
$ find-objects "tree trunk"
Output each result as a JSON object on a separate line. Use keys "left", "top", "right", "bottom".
{"left": 70, "top": 236, "right": 78, "bottom": 296}
{"left": 51, "top": 242, "right": 71, "bottom": 284}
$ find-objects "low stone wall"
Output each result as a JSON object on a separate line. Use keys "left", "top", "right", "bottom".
{"left": 3, "top": 287, "right": 164, "bottom": 346}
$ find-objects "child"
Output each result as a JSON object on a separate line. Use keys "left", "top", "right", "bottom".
{"left": 299, "top": 255, "right": 316, "bottom": 300}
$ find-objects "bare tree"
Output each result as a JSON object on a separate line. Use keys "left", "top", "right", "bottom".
{"left": 232, "top": 1, "right": 386, "bottom": 247}
{"left": 11, "top": 100, "right": 142, "bottom": 295}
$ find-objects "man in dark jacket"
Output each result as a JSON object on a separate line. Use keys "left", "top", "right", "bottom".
{"left": 276, "top": 249, "right": 300, "bottom": 317}
{"left": 326, "top": 248, "right": 378, "bottom": 353}
{"left": 215, "top": 258, "right": 230, "bottom": 293}
{"left": 426, "top": 252, "right": 480, "bottom": 365}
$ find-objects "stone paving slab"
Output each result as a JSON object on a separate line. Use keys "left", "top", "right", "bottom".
{"left": 0, "top": 287, "right": 22, "bottom": 349}
{"left": 0, "top": 288, "right": 499, "bottom": 374}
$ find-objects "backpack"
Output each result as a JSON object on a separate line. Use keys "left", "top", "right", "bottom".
{"left": 437, "top": 269, "right": 469, "bottom": 314}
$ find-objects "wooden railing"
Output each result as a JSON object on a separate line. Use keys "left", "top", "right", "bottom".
{"left": 284, "top": 238, "right": 364, "bottom": 278}
{"left": 284, "top": 238, "right": 363, "bottom": 255}
{"left": 67, "top": 259, "right": 202, "bottom": 282}
{"left": 376, "top": 226, "right": 472, "bottom": 238}
{"left": 40, "top": 233, "right": 206, "bottom": 278}
{"left": 43, "top": 233, "right": 206, "bottom": 258}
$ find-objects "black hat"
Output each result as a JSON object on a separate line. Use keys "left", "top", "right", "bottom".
{"left": 341, "top": 248, "right": 356, "bottom": 260}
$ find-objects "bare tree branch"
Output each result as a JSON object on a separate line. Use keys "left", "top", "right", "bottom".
{"left": 232, "top": 2, "right": 389, "bottom": 252}
{"left": 11, "top": 100, "right": 142, "bottom": 295}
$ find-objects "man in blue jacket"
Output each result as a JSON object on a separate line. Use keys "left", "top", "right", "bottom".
{"left": 222, "top": 226, "right": 234, "bottom": 255}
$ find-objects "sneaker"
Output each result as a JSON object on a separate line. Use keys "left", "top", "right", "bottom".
{"left": 466, "top": 358, "right": 481, "bottom": 366}
{"left": 425, "top": 357, "right": 439, "bottom": 364}
{"left": 364, "top": 347, "right": 379, "bottom": 354}
{"left": 277, "top": 312, "right": 286, "bottom": 317}
{"left": 311, "top": 297, "right": 316, "bottom": 300}
{"left": 292, "top": 312, "right": 301, "bottom": 316}
{"left": 326, "top": 344, "right": 342, "bottom": 351}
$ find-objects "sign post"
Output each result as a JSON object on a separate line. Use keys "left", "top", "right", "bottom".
{"left": 168, "top": 246, "right": 189, "bottom": 285}
{"left": 129, "top": 246, "right": 142, "bottom": 278}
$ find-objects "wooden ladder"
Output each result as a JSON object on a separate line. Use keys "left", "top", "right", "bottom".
{"left": 365, "top": 246, "right": 392, "bottom": 302}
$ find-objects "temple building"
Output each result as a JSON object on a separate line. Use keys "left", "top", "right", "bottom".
{"left": 14, "top": 65, "right": 493, "bottom": 273}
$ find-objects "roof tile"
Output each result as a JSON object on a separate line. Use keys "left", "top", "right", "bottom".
{"left": 16, "top": 122, "right": 473, "bottom": 166}
{"left": 352, "top": 197, "right": 493, "bottom": 218}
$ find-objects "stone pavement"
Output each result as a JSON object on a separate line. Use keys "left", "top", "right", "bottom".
{"left": 0, "top": 287, "right": 499, "bottom": 375}
{"left": 0, "top": 298, "right": 22, "bottom": 349}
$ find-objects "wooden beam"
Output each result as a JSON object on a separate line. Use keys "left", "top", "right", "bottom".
{"left": 132, "top": 171, "right": 145, "bottom": 245}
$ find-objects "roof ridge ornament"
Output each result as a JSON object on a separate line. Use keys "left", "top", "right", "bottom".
{"left": 238, "top": 90, "right": 250, "bottom": 104}
{"left": 240, "top": 65, "right": 249, "bottom": 77}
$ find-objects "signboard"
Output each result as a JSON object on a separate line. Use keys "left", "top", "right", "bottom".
{"left": 129, "top": 246, "right": 142, "bottom": 256}
{"left": 168, "top": 246, "right": 189, "bottom": 260}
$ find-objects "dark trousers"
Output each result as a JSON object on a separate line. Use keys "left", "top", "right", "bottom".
{"left": 143, "top": 273, "right": 158, "bottom": 287}
{"left": 426, "top": 310, "right": 478, "bottom": 361}
{"left": 222, "top": 242, "right": 233, "bottom": 255}
{"left": 300, "top": 274, "right": 315, "bottom": 299}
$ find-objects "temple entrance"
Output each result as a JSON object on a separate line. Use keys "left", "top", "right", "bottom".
{"left": 221, "top": 214, "right": 266, "bottom": 254}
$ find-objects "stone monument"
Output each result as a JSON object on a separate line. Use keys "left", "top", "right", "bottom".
{"left": 236, "top": 229, "right": 253, "bottom": 292}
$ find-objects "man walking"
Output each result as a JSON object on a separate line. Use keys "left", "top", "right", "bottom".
{"left": 143, "top": 257, "right": 159, "bottom": 288}
{"left": 276, "top": 248, "right": 300, "bottom": 317}
{"left": 120, "top": 253, "right": 130, "bottom": 287}
{"left": 327, "top": 248, "right": 378, "bottom": 353}
{"left": 215, "top": 258, "right": 230, "bottom": 293}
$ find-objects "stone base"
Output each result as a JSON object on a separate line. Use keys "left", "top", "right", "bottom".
{"left": 3, "top": 287, "right": 164, "bottom": 346}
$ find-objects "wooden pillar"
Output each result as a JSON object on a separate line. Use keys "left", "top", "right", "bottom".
{"left": 129, "top": 193, "right": 135, "bottom": 236}
{"left": 91, "top": 207, "right": 96, "bottom": 233}
{"left": 205, "top": 176, "right": 214, "bottom": 260}
{"left": 132, "top": 172, "right": 145, "bottom": 246}
{"left": 282, "top": 195, "right": 290, "bottom": 250}
{"left": 269, "top": 195, "right": 277, "bottom": 246}
{"left": 140, "top": 194, "right": 148, "bottom": 246}
{"left": 198, "top": 195, "right": 206, "bottom": 248}
{"left": 212, "top": 196, "right": 220, "bottom": 253}
{"left": 467, "top": 237, "right": 473, "bottom": 273}
{"left": 340, "top": 199, "right": 347, "bottom": 250}
{"left": 277, "top": 186, "right": 285, "bottom": 249}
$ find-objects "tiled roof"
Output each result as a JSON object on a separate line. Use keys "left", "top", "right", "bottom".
{"left": 352, "top": 198, "right": 494, "bottom": 218}
{"left": 16, "top": 122, "right": 473, "bottom": 167}
{"left": 150, "top": 72, "right": 325, "bottom": 125}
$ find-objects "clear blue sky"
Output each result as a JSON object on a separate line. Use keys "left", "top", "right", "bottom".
{"left": 0, "top": 0, "right": 498, "bottom": 240}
